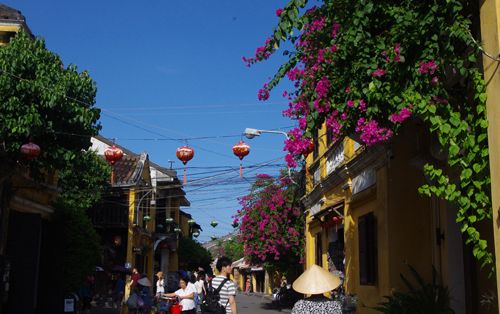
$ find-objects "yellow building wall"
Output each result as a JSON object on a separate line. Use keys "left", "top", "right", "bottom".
{"left": 479, "top": 0, "right": 500, "bottom": 310}
{"left": 124, "top": 189, "right": 135, "bottom": 301}
{"left": 0, "top": 25, "right": 21, "bottom": 45}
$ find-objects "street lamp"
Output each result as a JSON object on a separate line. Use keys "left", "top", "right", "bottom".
{"left": 135, "top": 189, "right": 154, "bottom": 226}
{"left": 243, "top": 128, "right": 289, "bottom": 140}
{"left": 243, "top": 127, "right": 294, "bottom": 180}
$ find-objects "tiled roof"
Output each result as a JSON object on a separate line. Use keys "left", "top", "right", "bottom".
{"left": 111, "top": 153, "right": 147, "bottom": 187}
{"left": 0, "top": 4, "right": 25, "bottom": 22}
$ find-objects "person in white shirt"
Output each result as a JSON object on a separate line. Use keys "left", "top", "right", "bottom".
{"left": 164, "top": 277, "right": 196, "bottom": 314}
{"left": 194, "top": 273, "right": 206, "bottom": 297}
{"left": 156, "top": 271, "right": 165, "bottom": 297}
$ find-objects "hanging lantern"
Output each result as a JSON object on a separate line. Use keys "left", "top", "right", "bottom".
{"left": 210, "top": 220, "right": 218, "bottom": 228}
{"left": 188, "top": 219, "right": 196, "bottom": 226}
{"left": 210, "top": 236, "right": 217, "bottom": 241}
{"left": 232, "top": 140, "right": 250, "bottom": 177}
{"left": 104, "top": 145, "right": 124, "bottom": 184}
{"left": 20, "top": 141, "right": 41, "bottom": 160}
{"left": 165, "top": 217, "right": 174, "bottom": 224}
{"left": 231, "top": 221, "right": 239, "bottom": 228}
{"left": 192, "top": 231, "right": 200, "bottom": 238}
{"left": 174, "top": 227, "right": 182, "bottom": 233}
{"left": 104, "top": 145, "right": 124, "bottom": 165}
{"left": 143, "top": 215, "right": 151, "bottom": 221}
{"left": 176, "top": 145, "right": 194, "bottom": 185}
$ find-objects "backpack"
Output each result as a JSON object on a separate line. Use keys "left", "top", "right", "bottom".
{"left": 200, "top": 278, "right": 229, "bottom": 314}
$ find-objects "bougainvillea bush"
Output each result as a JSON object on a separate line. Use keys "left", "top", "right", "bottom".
{"left": 246, "top": 1, "right": 492, "bottom": 269}
{"left": 234, "top": 173, "right": 304, "bottom": 272}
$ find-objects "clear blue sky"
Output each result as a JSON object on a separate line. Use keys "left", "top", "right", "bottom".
{"left": 8, "top": 1, "right": 298, "bottom": 242}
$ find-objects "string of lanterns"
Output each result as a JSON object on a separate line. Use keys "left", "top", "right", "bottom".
{"left": 175, "top": 140, "right": 250, "bottom": 183}
{"left": 98, "top": 139, "right": 252, "bottom": 235}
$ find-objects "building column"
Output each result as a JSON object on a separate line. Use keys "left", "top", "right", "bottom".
{"left": 124, "top": 189, "right": 135, "bottom": 302}
{"left": 479, "top": 0, "right": 500, "bottom": 309}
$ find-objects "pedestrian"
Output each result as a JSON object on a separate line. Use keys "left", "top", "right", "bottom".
{"left": 137, "top": 276, "right": 153, "bottom": 313}
{"left": 290, "top": 264, "right": 342, "bottom": 314}
{"left": 164, "top": 276, "right": 197, "bottom": 314}
{"left": 244, "top": 277, "right": 251, "bottom": 295}
{"left": 211, "top": 256, "right": 237, "bottom": 314}
{"left": 156, "top": 271, "right": 165, "bottom": 298}
{"left": 113, "top": 273, "right": 125, "bottom": 309}
{"left": 195, "top": 272, "right": 206, "bottom": 298}
{"left": 131, "top": 268, "right": 140, "bottom": 286}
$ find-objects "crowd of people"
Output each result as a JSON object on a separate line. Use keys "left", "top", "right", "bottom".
{"left": 82, "top": 257, "right": 347, "bottom": 314}
{"left": 84, "top": 256, "right": 238, "bottom": 314}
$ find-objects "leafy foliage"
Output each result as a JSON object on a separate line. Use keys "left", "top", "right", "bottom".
{"left": 0, "top": 30, "right": 101, "bottom": 176}
{"left": 0, "top": 31, "right": 109, "bottom": 292}
{"left": 374, "top": 265, "right": 453, "bottom": 314}
{"left": 53, "top": 204, "right": 102, "bottom": 293}
{"left": 234, "top": 173, "right": 304, "bottom": 272}
{"left": 178, "top": 236, "right": 212, "bottom": 271}
{"left": 222, "top": 238, "right": 244, "bottom": 262}
{"left": 247, "top": 0, "right": 493, "bottom": 270}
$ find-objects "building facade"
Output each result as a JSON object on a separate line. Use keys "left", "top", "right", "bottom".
{"left": 303, "top": 119, "right": 496, "bottom": 313}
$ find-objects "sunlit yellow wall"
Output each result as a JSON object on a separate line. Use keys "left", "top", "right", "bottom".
{"left": 479, "top": 0, "right": 500, "bottom": 310}
{"left": 0, "top": 25, "right": 21, "bottom": 45}
{"left": 124, "top": 189, "right": 135, "bottom": 302}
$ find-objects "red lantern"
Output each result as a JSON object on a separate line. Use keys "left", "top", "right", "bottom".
{"left": 104, "top": 145, "right": 124, "bottom": 165}
{"left": 232, "top": 140, "right": 250, "bottom": 177}
{"left": 20, "top": 141, "right": 40, "bottom": 160}
{"left": 176, "top": 145, "right": 194, "bottom": 185}
{"left": 104, "top": 145, "right": 124, "bottom": 185}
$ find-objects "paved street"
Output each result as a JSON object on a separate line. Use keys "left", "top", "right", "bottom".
{"left": 90, "top": 293, "right": 290, "bottom": 314}
{"left": 237, "top": 293, "right": 291, "bottom": 314}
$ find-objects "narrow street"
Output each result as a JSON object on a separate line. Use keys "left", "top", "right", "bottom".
{"left": 90, "top": 293, "right": 290, "bottom": 314}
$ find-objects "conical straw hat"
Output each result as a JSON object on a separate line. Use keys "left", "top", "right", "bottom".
{"left": 138, "top": 277, "right": 152, "bottom": 287}
{"left": 292, "top": 264, "right": 341, "bottom": 295}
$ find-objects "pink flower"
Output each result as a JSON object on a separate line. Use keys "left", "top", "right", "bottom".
{"left": 314, "top": 76, "right": 330, "bottom": 99}
{"left": 358, "top": 99, "right": 366, "bottom": 112}
{"left": 372, "top": 68, "right": 386, "bottom": 77}
{"left": 418, "top": 60, "right": 438, "bottom": 74}
{"left": 258, "top": 83, "right": 270, "bottom": 101}
{"left": 355, "top": 118, "right": 393, "bottom": 145}
{"left": 347, "top": 100, "right": 354, "bottom": 108}
{"left": 331, "top": 22, "right": 341, "bottom": 38}
{"left": 276, "top": 8, "right": 283, "bottom": 17}
{"left": 394, "top": 43, "right": 401, "bottom": 62}
{"left": 389, "top": 107, "right": 412, "bottom": 123}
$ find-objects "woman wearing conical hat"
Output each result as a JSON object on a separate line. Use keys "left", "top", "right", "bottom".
{"left": 291, "top": 264, "right": 342, "bottom": 314}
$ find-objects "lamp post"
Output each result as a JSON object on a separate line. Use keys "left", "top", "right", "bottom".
{"left": 135, "top": 189, "right": 153, "bottom": 226}
{"left": 243, "top": 128, "right": 293, "bottom": 179}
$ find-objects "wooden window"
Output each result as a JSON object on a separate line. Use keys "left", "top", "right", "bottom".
{"left": 326, "top": 127, "right": 334, "bottom": 146}
{"left": 359, "top": 212, "right": 377, "bottom": 285}
{"left": 315, "top": 232, "right": 323, "bottom": 267}
{"left": 313, "top": 135, "right": 319, "bottom": 160}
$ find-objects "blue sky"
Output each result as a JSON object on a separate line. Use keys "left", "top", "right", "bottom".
{"left": 8, "top": 1, "right": 298, "bottom": 242}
